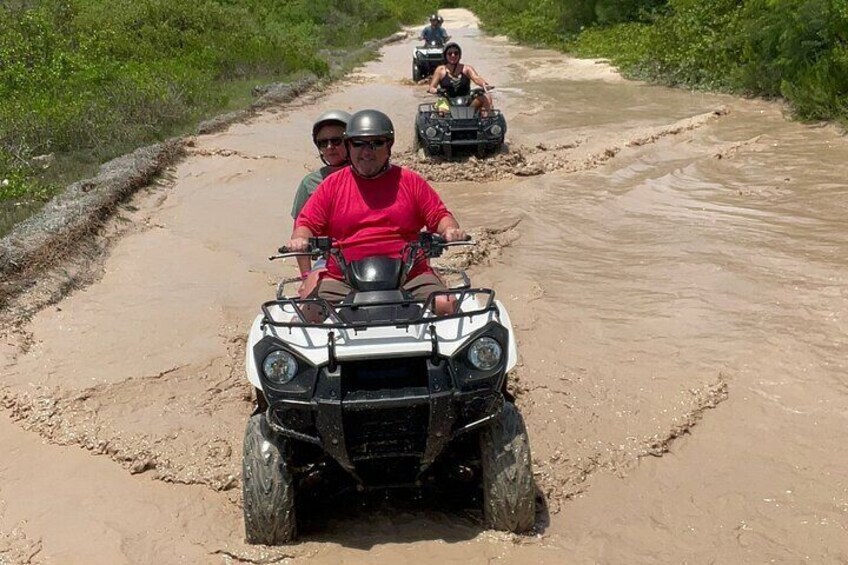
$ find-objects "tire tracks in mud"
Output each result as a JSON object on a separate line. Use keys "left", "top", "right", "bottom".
{"left": 0, "top": 334, "right": 252, "bottom": 493}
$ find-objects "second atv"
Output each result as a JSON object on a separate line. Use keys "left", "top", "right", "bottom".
{"left": 414, "top": 87, "right": 507, "bottom": 158}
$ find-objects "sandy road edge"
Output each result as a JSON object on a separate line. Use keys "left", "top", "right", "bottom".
{"left": 0, "top": 32, "right": 408, "bottom": 324}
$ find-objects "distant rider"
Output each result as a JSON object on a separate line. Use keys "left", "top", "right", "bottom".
{"left": 428, "top": 42, "right": 493, "bottom": 115}
{"left": 288, "top": 109, "right": 466, "bottom": 316}
{"left": 291, "top": 109, "right": 351, "bottom": 296}
{"left": 420, "top": 14, "right": 450, "bottom": 46}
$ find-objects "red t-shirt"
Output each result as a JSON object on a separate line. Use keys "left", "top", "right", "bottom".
{"left": 295, "top": 165, "right": 452, "bottom": 281}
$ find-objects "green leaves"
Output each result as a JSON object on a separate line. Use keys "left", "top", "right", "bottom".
{"left": 1, "top": 0, "right": 435, "bottom": 205}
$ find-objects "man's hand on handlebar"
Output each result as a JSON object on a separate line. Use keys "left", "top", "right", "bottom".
{"left": 442, "top": 227, "right": 467, "bottom": 242}
{"left": 287, "top": 237, "right": 311, "bottom": 253}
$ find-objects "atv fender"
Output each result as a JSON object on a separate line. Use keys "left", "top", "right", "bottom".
{"left": 494, "top": 300, "right": 519, "bottom": 373}
{"left": 246, "top": 314, "right": 265, "bottom": 390}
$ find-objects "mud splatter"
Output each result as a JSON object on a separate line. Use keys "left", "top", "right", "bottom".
{"left": 1, "top": 337, "right": 251, "bottom": 492}
{"left": 0, "top": 526, "right": 42, "bottom": 565}
{"left": 396, "top": 107, "right": 730, "bottom": 183}
{"left": 185, "top": 140, "right": 278, "bottom": 160}
{"left": 435, "top": 220, "right": 521, "bottom": 272}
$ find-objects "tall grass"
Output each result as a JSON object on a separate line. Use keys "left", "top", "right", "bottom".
{"left": 0, "top": 0, "right": 438, "bottom": 205}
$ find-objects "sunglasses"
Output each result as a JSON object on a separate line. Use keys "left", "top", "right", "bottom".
{"left": 446, "top": 51, "right": 460, "bottom": 57}
{"left": 349, "top": 139, "right": 389, "bottom": 150}
{"left": 316, "top": 137, "right": 344, "bottom": 149}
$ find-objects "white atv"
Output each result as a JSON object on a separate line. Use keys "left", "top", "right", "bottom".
{"left": 242, "top": 233, "right": 535, "bottom": 544}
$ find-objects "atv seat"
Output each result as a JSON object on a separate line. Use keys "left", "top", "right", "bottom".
{"left": 336, "top": 291, "right": 423, "bottom": 325}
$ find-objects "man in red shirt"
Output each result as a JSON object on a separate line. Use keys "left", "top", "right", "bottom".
{"left": 288, "top": 109, "right": 466, "bottom": 315}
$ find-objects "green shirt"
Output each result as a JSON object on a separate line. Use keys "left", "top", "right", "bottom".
{"left": 291, "top": 166, "right": 338, "bottom": 219}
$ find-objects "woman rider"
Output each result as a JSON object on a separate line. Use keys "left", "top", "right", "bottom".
{"left": 427, "top": 42, "right": 493, "bottom": 115}
{"left": 291, "top": 109, "right": 351, "bottom": 297}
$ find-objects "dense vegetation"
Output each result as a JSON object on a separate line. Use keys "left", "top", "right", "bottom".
{"left": 0, "top": 0, "right": 436, "bottom": 206}
{"left": 465, "top": 0, "right": 848, "bottom": 125}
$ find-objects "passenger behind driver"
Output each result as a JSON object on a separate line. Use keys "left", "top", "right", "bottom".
{"left": 420, "top": 14, "right": 450, "bottom": 46}
{"left": 288, "top": 109, "right": 466, "bottom": 317}
{"left": 291, "top": 109, "right": 351, "bottom": 297}
{"left": 428, "top": 42, "right": 493, "bottom": 116}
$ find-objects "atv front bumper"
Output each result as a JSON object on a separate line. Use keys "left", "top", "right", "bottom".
{"left": 416, "top": 106, "right": 506, "bottom": 156}
{"left": 265, "top": 356, "right": 505, "bottom": 484}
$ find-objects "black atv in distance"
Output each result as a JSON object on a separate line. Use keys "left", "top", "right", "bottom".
{"left": 413, "top": 40, "right": 445, "bottom": 82}
{"left": 414, "top": 87, "right": 507, "bottom": 158}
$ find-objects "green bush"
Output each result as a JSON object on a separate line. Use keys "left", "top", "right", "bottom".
{"left": 475, "top": 0, "right": 847, "bottom": 125}
{"left": 0, "top": 0, "right": 436, "bottom": 209}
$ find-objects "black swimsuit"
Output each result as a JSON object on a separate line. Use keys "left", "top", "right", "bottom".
{"left": 439, "top": 65, "right": 471, "bottom": 98}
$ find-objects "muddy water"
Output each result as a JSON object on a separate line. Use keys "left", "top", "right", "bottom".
{"left": 2, "top": 9, "right": 847, "bottom": 564}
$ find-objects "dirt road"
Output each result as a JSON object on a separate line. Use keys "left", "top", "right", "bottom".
{"left": 2, "top": 9, "right": 847, "bottom": 564}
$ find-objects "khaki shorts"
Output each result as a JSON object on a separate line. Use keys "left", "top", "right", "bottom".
{"left": 311, "top": 272, "right": 446, "bottom": 303}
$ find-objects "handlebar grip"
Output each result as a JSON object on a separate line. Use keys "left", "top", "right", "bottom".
{"left": 277, "top": 246, "right": 291, "bottom": 254}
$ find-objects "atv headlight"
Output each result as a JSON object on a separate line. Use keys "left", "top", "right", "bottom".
{"left": 425, "top": 126, "right": 439, "bottom": 139}
{"left": 467, "top": 337, "right": 503, "bottom": 371}
{"left": 262, "top": 350, "right": 298, "bottom": 384}
{"left": 490, "top": 124, "right": 503, "bottom": 136}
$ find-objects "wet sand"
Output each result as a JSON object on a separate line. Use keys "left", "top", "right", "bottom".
{"left": 2, "top": 9, "right": 847, "bottom": 564}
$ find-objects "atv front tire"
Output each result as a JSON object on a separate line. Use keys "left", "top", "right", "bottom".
{"left": 479, "top": 402, "right": 535, "bottom": 533}
{"left": 413, "top": 62, "right": 422, "bottom": 82}
{"left": 243, "top": 413, "right": 297, "bottom": 544}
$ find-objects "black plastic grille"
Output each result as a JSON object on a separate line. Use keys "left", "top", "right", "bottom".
{"left": 340, "top": 357, "right": 429, "bottom": 394}
{"left": 344, "top": 405, "right": 429, "bottom": 461}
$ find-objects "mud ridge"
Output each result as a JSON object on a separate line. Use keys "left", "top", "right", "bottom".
{"left": 434, "top": 220, "right": 522, "bottom": 274}
{"left": 0, "top": 142, "right": 184, "bottom": 313}
{"left": 532, "top": 374, "right": 730, "bottom": 513}
{"left": 642, "top": 374, "right": 729, "bottom": 457}
{"left": 0, "top": 345, "right": 251, "bottom": 491}
{"left": 184, "top": 140, "right": 279, "bottom": 160}
{"left": 0, "top": 526, "right": 42, "bottom": 565}
{"left": 394, "top": 107, "right": 729, "bottom": 183}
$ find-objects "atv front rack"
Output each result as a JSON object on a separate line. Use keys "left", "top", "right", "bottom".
{"left": 260, "top": 288, "right": 497, "bottom": 330}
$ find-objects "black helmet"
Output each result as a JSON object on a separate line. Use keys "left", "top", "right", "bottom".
{"left": 436, "top": 15, "right": 444, "bottom": 23}
{"left": 429, "top": 13, "right": 440, "bottom": 23}
{"left": 443, "top": 41, "right": 461, "bottom": 60}
{"left": 311, "top": 109, "right": 351, "bottom": 145}
{"left": 344, "top": 109, "right": 395, "bottom": 142}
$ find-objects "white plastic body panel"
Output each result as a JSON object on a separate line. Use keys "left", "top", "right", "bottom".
{"left": 245, "top": 294, "right": 517, "bottom": 392}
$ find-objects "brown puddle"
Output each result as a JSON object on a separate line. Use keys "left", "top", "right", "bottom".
{"left": 1, "top": 8, "right": 847, "bottom": 564}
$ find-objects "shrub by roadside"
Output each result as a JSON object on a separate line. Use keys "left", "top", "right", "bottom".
{"left": 464, "top": 0, "right": 848, "bottom": 128}
{"left": 0, "top": 0, "right": 437, "bottom": 222}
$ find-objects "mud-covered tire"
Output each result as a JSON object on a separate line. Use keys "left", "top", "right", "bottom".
{"left": 479, "top": 402, "right": 535, "bottom": 533}
{"left": 412, "top": 123, "right": 421, "bottom": 153}
{"left": 242, "top": 414, "right": 296, "bottom": 545}
{"left": 413, "top": 62, "right": 422, "bottom": 82}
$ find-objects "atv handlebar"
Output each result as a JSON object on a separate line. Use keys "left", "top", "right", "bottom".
{"left": 270, "top": 233, "right": 473, "bottom": 262}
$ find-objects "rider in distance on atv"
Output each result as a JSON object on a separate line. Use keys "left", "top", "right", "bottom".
{"left": 415, "top": 42, "right": 507, "bottom": 158}
{"left": 413, "top": 14, "right": 452, "bottom": 82}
